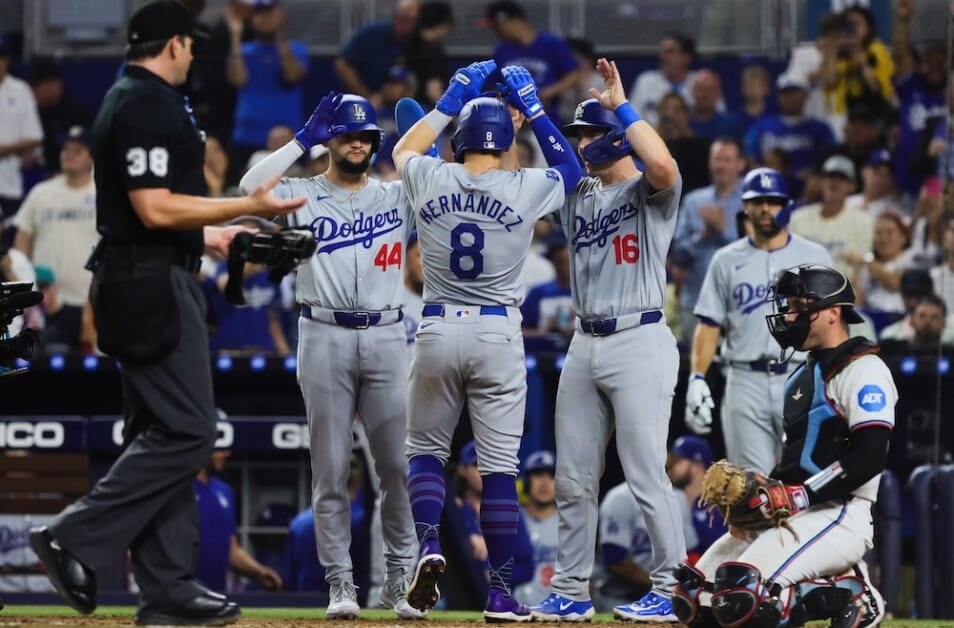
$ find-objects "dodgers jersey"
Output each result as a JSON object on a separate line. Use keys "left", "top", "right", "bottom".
{"left": 400, "top": 157, "right": 565, "bottom": 306}
{"left": 561, "top": 171, "right": 682, "bottom": 319}
{"left": 275, "top": 174, "right": 414, "bottom": 310}
{"left": 513, "top": 510, "right": 559, "bottom": 604}
{"left": 597, "top": 483, "right": 653, "bottom": 596}
{"left": 693, "top": 234, "right": 832, "bottom": 361}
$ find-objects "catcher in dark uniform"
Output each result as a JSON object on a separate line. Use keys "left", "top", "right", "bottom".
{"left": 672, "top": 264, "right": 894, "bottom": 628}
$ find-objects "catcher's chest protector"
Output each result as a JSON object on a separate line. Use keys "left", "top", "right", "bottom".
{"left": 776, "top": 338, "right": 880, "bottom": 484}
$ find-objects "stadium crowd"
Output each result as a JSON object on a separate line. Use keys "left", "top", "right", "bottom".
{"left": 0, "top": 0, "right": 948, "bottom": 617}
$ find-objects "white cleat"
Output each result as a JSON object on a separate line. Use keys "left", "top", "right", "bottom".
{"left": 326, "top": 581, "right": 360, "bottom": 620}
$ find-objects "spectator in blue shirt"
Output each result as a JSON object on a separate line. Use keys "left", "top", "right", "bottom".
{"left": 227, "top": 0, "right": 309, "bottom": 169}
{"left": 334, "top": 0, "right": 420, "bottom": 108}
{"left": 670, "top": 137, "right": 745, "bottom": 345}
{"left": 688, "top": 70, "right": 745, "bottom": 143}
{"left": 210, "top": 258, "right": 290, "bottom": 355}
{"left": 744, "top": 73, "right": 836, "bottom": 199}
{"left": 195, "top": 449, "right": 283, "bottom": 593}
{"left": 481, "top": 1, "right": 580, "bottom": 123}
{"left": 521, "top": 236, "right": 573, "bottom": 340}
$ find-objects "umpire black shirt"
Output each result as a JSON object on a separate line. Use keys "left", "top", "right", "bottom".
{"left": 91, "top": 64, "right": 206, "bottom": 255}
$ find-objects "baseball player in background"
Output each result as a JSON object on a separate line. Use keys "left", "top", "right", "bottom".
{"left": 240, "top": 92, "right": 422, "bottom": 620}
{"left": 673, "top": 264, "right": 890, "bottom": 628}
{"left": 513, "top": 450, "right": 559, "bottom": 606}
{"left": 530, "top": 57, "right": 686, "bottom": 623}
{"left": 687, "top": 168, "right": 831, "bottom": 473}
{"left": 392, "top": 60, "right": 581, "bottom": 621}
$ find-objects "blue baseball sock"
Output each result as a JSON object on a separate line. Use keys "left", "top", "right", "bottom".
{"left": 480, "top": 473, "right": 520, "bottom": 594}
{"left": 408, "top": 455, "right": 446, "bottom": 543}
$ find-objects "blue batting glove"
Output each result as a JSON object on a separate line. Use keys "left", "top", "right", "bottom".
{"left": 501, "top": 65, "right": 543, "bottom": 117}
{"left": 436, "top": 60, "right": 497, "bottom": 116}
{"left": 295, "top": 92, "right": 342, "bottom": 150}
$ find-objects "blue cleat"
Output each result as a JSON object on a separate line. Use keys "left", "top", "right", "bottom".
{"left": 530, "top": 593, "right": 595, "bottom": 622}
{"left": 613, "top": 591, "right": 678, "bottom": 622}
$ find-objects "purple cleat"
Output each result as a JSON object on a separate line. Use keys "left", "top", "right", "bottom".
{"left": 407, "top": 539, "right": 445, "bottom": 612}
{"left": 484, "top": 588, "right": 533, "bottom": 623}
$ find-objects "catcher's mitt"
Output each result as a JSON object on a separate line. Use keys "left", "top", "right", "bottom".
{"left": 699, "top": 459, "right": 806, "bottom": 533}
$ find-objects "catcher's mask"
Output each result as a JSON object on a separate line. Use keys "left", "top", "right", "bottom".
{"left": 765, "top": 264, "right": 864, "bottom": 350}
{"left": 225, "top": 227, "right": 317, "bottom": 305}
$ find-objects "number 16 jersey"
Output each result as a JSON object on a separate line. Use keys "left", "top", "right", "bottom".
{"left": 560, "top": 172, "right": 682, "bottom": 319}
{"left": 401, "top": 156, "right": 566, "bottom": 306}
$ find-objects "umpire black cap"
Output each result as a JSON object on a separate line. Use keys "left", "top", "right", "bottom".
{"left": 127, "top": 0, "right": 210, "bottom": 44}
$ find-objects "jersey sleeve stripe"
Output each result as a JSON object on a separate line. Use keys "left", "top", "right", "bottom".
{"left": 850, "top": 420, "right": 894, "bottom": 432}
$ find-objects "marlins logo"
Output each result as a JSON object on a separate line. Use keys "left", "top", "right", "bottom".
{"left": 352, "top": 103, "right": 367, "bottom": 122}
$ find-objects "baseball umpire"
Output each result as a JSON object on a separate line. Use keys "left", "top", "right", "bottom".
{"left": 29, "top": 1, "right": 303, "bottom": 624}
{"left": 672, "top": 264, "right": 890, "bottom": 627}
{"left": 687, "top": 168, "right": 831, "bottom": 473}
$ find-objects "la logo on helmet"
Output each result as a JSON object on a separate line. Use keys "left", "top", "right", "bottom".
{"left": 574, "top": 102, "right": 585, "bottom": 120}
{"left": 759, "top": 173, "right": 772, "bottom": 189}
{"left": 352, "top": 104, "right": 367, "bottom": 122}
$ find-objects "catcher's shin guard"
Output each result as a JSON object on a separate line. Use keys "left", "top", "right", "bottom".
{"left": 785, "top": 575, "right": 864, "bottom": 627}
{"left": 673, "top": 562, "right": 716, "bottom": 626}
{"left": 710, "top": 562, "right": 781, "bottom": 628}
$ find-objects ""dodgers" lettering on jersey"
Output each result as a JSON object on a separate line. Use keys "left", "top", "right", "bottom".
{"left": 572, "top": 201, "right": 639, "bottom": 250}
{"left": 309, "top": 208, "right": 403, "bottom": 254}
{"left": 732, "top": 281, "right": 772, "bottom": 314}
{"left": 417, "top": 192, "right": 525, "bottom": 231}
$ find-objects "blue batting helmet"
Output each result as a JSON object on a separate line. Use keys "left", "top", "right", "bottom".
{"left": 330, "top": 94, "right": 384, "bottom": 153}
{"left": 562, "top": 98, "right": 634, "bottom": 165}
{"left": 451, "top": 96, "right": 514, "bottom": 163}
{"left": 523, "top": 450, "right": 556, "bottom": 474}
{"left": 741, "top": 167, "right": 793, "bottom": 227}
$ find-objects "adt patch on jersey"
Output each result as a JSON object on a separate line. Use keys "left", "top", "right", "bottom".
{"left": 857, "top": 385, "right": 887, "bottom": 412}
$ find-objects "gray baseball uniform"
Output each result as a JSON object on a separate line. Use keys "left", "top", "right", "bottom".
{"left": 513, "top": 510, "right": 559, "bottom": 605}
{"left": 693, "top": 234, "right": 832, "bottom": 473}
{"left": 400, "top": 156, "right": 564, "bottom": 473}
{"left": 274, "top": 174, "right": 416, "bottom": 586}
{"left": 595, "top": 483, "right": 654, "bottom": 611}
{"left": 550, "top": 171, "right": 687, "bottom": 600}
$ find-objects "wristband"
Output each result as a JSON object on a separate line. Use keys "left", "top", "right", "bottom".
{"left": 614, "top": 102, "right": 642, "bottom": 128}
{"left": 690, "top": 372, "right": 706, "bottom": 381}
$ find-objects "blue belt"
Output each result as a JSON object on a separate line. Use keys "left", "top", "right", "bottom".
{"left": 300, "top": 307, "right": 403, "bottom": 329}
{"left": 422, "top": 304, "right": 508, "bottom": 317}
{"left": 579, "top": 310, "right": 662, "bottom": 336}
{"left": 736, "top": 359, "right": 789, "bottom": 375}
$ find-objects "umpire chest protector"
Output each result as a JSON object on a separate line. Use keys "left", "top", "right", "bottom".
{"left": 773, "top": 338, "right": 879, "bottom": 484}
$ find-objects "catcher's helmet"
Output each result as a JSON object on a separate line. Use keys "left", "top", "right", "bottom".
{"left": 523, "top": 450, "right": 556, "bottom": 474}
{"left": 330, "top": 94, "right": 384, "bottom": 153}
{"left": 452, "top": 96, "right": 514, "bottom": 162}
{"left": 562, "top": 98, "right": 634, "bottom": 165}
{"left": 766, "top": 264, "right": 864, "bottom": 348}
{"left": 741, "top": 167, "right": 793, "bottom": 227}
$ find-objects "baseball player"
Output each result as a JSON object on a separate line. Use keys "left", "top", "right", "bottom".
{"left": 530, "top": 57, "right": 686, "bottom": 623}
{"left": 239, "top": 92, "right": 422, "bottom": 620}
{"left": 673, "top": 264, "right": 891, "bottom": 628}
{"left": 513, "top": 450, "right": 559, "bottom": 606}
{"left": 391, "top": 60, "right": 581, "bottom": 621}
{"left": 666, "top": 435, "right": 727, "bottom": 562}
{"left": 593, "top": 480, "right": 655, "bottom": 612}
{"left": 687, "top": 168, "right": 832, "bottom": 474}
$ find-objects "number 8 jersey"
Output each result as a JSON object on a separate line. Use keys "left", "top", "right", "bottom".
{"left": 561, "top": 173, "right": 682, "bottom": 319}
{"left": 401, "top": 156, "right": 565, "bottom": 306}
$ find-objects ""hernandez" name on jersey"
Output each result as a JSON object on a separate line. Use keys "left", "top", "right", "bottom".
{"left": 418, "top": 192, "right": 525, "bottom": 232}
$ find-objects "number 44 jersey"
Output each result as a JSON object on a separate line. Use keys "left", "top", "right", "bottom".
{"left": 401, "top": 157, "right": 566, "bottom": 306}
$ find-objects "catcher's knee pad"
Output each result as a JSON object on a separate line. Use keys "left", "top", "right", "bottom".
{"left": 673, "top": 562, "right": 714, "bottom": 625}
{"left": 786, "top": 575, "right": 864, "bottom": 626}
{"left": 710, "top": 562, "right": 781, "bottom": 628}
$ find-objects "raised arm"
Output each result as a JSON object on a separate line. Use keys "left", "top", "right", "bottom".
{"left": 499, "top": 65, "right": 582, "bottom": 193}
{"left": 591, "top": 58, "right": 677, "bottom": 190}
{"left": 393, "top": 61, "right": 497, "bottom": 172}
